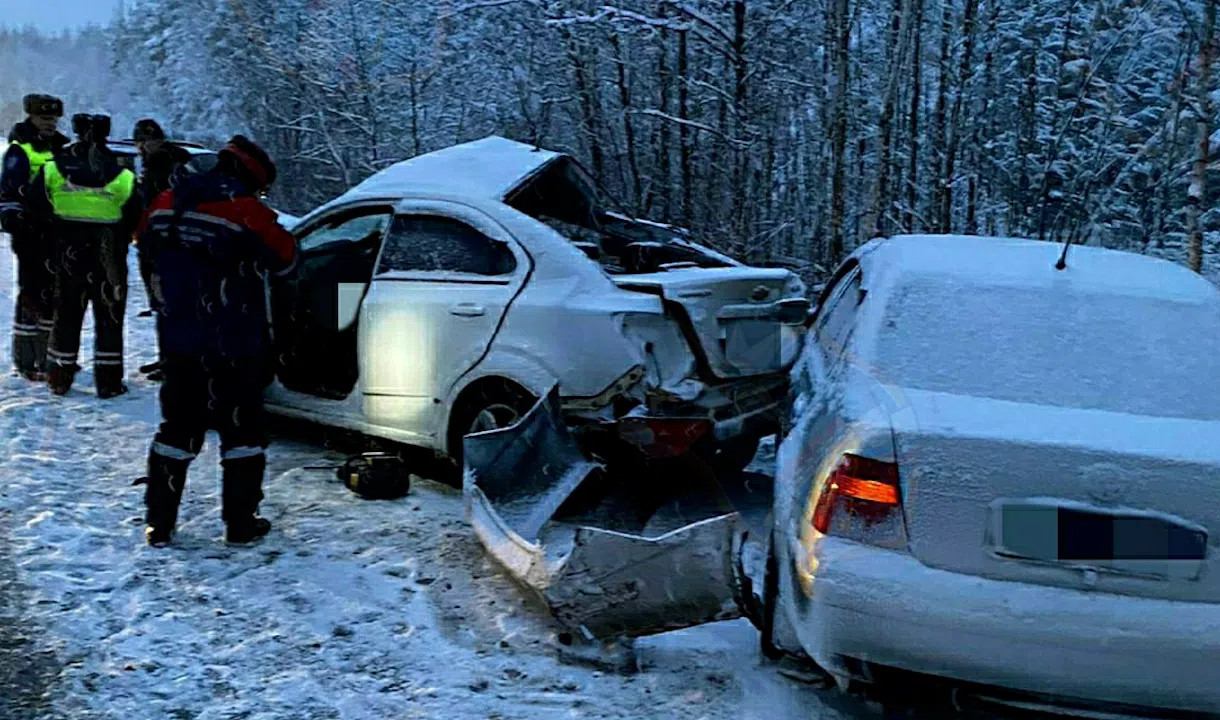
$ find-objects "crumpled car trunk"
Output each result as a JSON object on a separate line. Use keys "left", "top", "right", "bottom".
{"left": 463, "top": 386, "right": 746, "bottom": 639}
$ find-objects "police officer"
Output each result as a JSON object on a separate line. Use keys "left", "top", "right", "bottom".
{"left": 28, "top": 113, "right": 140, "bottom": 398}
{"left": 0, "top": 94, "right": 68, "bottom": 380}
{"left": 136, "top": 135, "right": 297, "bottom": 547}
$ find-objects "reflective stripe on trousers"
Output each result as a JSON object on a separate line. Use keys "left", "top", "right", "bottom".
{"left": 221, "top": 446, "right": 265, "bottom": 461}
{"left": 151, "top": 441, "right": 197, "bottom": 461}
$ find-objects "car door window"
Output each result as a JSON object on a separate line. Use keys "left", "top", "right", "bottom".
{"left": 297, "top": 211, "right": 391, "bottom": 253}
{"left": 815, "top": 267, "right": 863, "bottom": 360}
{"left": 376, "top": 214, "right": 517, "bottom": 277}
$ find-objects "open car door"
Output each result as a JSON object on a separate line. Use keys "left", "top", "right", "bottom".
{"left": 269, "top": 203, "right": 394, "bottom": 399}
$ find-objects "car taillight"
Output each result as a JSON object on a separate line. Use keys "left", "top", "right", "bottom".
{"left": 618, "top": 417, "right": 712, "bottom": 458}
{"left": 812, "top": 453, "right": 903, "bottom": 538}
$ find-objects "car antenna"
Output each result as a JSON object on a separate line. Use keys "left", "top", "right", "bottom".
{"left": 1055, "top": 235, "right": 1072, "bottom": 271}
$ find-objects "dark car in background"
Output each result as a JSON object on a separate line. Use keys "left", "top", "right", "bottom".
{"left": 107, "top": 138, "right": 219, "bottom": 178}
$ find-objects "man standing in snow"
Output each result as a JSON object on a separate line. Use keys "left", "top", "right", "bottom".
{"left": 131, "top": 118, "right": 192, "bottom": 382}
{"left": 136, "top": 135, "right": 297, "bottom": 547}
{"left": 0, "top": 94, "right": 68, "bottom": 381}
{"left": 28, "top": 113, "right": 140, "bottom": 398}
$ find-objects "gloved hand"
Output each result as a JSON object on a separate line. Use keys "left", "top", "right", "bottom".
{"left": 0, "top": 207, "right": 27, "bottom": 242}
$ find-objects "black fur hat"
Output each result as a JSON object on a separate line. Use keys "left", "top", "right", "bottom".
{"left": 132, "top": 118, "right": 165, "bottom": 142}
{"left": 71, "top": 113, "right": 112, "bottom": 142}
{"left": 91, "top": 114, "right": 111, "bottom": 140}
{"left": 71, "top": 113, "right": 92, "bottom": 138}
{"left": 23, "top": 94, "right": 63, "bottom": 117}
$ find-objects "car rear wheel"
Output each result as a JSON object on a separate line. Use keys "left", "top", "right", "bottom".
{"left": 448, "top": 378, "right": 537, "bottom": 470}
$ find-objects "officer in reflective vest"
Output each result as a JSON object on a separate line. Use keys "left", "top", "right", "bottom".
{"left": 27, "top": 113, "right": 140, "bottom": 398}
{"left": 0, "top": 94, "right": 68, "bottom": 380}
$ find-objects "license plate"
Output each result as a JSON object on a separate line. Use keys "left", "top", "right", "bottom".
{"left": 990, "top": 500, "right": 1208, "bottom": 579}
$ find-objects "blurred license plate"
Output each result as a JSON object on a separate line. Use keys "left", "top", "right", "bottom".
{"left": 992, "top": 501, "right": 1208, "bottom": 579}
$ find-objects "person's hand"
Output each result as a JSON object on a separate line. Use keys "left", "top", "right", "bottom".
{"left": 1, "top": 208, "right": 26, "bottom": 240}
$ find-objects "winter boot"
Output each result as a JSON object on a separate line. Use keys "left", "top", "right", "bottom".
{"left": 221, "top": 454, "right": 271, "bottom": 545}
{"left": 139, "top": 361, "right": 164, "bottom": 383}
{"left": 96, "top": 365, "right": 128, "bottom": 399}
{"left": 47, "top": 363, "right": 79, "bottom": 396}
{"left": 95, "top": 366, "right": 127, "bottom": 400}
{"left": 136, "top": 450, "right": 190, "bottom": 547}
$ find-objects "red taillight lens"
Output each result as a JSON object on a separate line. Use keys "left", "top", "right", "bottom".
{"left": 618, "top": 417, "right": 712, "bottom": 458}
{"left": 812, "top": 453, "right": 901, "bottom": 534}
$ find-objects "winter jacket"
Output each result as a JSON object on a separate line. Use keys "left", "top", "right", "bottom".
{"left": 139, "top": 142, "right": 192, "bottom": 207}
{"left": 138, "top": 169, "right": 297, "bottom": 359}
{"left": 27, "top": 142, "right": 142, "bottom": 238}
{"left": 0, "top": 121, "right": 69, "bottom": 242}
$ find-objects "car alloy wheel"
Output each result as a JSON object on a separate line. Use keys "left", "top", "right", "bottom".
{"left": 469, "top": 402, "right": 524, "bottom": 434}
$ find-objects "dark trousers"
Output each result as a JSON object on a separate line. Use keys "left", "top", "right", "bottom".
{"left": 137, "top": 245, "right": 157, "bottom": 309}
{"left": 136, "top": 245, "right": 163, "bottom": 369}
{"left": 148, "top": 354, "right": 268, "bottom": 526}
{"left": 47, "top": 232, "right": 128, "bottom": 391}
{"left": 152, "top": 354, "right": 268, "bottom": 458}
{"left": 11, "top": 244, "right": 55, "bottom": 376}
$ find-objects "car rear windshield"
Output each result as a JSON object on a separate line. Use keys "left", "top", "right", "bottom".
{"left": 874, "top": 279, "right": 1220, "bottom": 420}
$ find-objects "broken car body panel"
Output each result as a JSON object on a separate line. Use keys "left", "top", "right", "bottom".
{"left": 464, "top": 387, "right": 746, "bottom": 639}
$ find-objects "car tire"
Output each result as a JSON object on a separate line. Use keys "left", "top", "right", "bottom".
{"left": 447, "top": 378, "right": 537, "bottom": 470}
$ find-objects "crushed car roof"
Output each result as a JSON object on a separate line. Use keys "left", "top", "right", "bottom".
{"left": 865, "top": 234, "right": 1218, "bottom": 303}
{"left": 331, "top": 136, "right": 562, "bottom": 205}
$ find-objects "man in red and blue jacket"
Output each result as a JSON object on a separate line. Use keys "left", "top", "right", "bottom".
{"left": 136, "top": 135, "right": 297, "bottom": 547}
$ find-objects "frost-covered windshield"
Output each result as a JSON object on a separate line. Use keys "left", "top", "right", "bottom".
{"left": 875, "top": 279, "right": 1220, "bottom": 420}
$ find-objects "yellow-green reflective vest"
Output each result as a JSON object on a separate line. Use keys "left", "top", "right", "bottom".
{"left": 12, "top": 142, "right": 55, "bottom": 182}
{"left": 42, "top": 161, "right": 135, "bottom": 224}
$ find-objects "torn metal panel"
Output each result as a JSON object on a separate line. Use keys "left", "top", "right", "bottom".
{"left": 546, "top": 515, "right": 745, "bottom": 639}
{"left": 464, "top": 386, "right": 746, "bottom": 639}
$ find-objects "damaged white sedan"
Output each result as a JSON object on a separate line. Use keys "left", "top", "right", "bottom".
{"left": 264, "top": 136, "right": 808, "bottom": 474}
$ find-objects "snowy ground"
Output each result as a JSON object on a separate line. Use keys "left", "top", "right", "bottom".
{"left": 0, "top": 241, "right": 866, "bottom": 719}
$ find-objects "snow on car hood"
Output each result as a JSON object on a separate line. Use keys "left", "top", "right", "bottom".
{"left": 331, "top": 136, "right": 560, "bottom": 204}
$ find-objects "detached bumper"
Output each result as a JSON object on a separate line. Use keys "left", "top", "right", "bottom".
{"left": 795, "top": 538, "right": 1220, "bottom": 713}
{"left": 464, "top": 387, "right": 745, "bottom": 639}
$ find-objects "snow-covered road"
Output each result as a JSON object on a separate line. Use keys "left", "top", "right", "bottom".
{"left": 0, "top": 242, "right": 857, "bottom": 719}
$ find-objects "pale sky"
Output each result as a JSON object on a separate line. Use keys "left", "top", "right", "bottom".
{"left": 5, "top": 0, "right": 122, "bottom": 32}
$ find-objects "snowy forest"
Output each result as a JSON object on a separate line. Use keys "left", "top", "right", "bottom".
{"left": 2, "top": 0, "right": 1217, "bottom": 280}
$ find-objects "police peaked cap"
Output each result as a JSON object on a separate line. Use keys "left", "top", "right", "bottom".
{"left": 23, "top": 94, "right": 64, "bottom": 117}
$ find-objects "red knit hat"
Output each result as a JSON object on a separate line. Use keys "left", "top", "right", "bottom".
{"left": 219, "top": 135, "right": 277, "bottom": 188}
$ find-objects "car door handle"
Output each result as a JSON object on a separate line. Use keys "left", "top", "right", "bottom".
{"left": 449, "top": 303, "right": 486, "bottom": 317}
